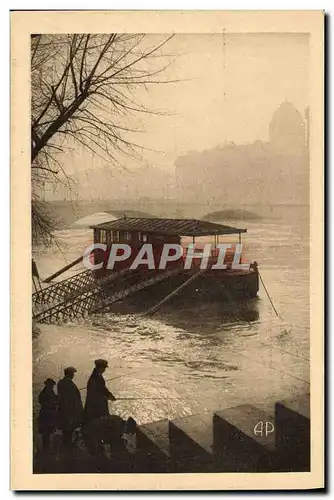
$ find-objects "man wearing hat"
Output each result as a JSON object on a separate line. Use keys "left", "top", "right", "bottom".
{"left": 57, "top": 367, "right": 83, "bottom": 447}
{"left": 84, "top": 359, "right": 116, "bottom": 424}
{"left": 38, "top": 378, "right": 58, "bottom": 452}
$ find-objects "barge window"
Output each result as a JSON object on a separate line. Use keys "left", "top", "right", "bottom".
{"left": 113, "top": 230, "right": 120, "bottom": 242}
{"left": 123, "top": 231, "right": 131, "bottom": 241}
{"left": 137, "top": 232, "right": 147, "bottom": 242}
{"left": 100, "top": 230, "right": 107, "bottom": 244}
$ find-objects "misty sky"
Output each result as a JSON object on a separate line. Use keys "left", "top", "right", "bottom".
{"left": 64, "top": 33, "right": 309, "bottom": 175}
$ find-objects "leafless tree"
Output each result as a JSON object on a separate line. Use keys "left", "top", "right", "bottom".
{"left": 31, "top": 33, "right": 176, "bottom": 245}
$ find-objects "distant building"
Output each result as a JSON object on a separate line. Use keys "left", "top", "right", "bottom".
{"left": 175, "top": 102, "right": 309, "bottom": 206}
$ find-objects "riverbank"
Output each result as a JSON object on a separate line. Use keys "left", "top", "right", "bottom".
{"left": 34, "top": 393, "right": 310, "bottom": 474}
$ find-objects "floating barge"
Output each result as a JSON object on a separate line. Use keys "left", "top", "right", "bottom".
{"left": 33, "top": 217, "right": 259, "bottom": 323}
{"left": 90, "top": 217, "right": 259, "bottom": 302}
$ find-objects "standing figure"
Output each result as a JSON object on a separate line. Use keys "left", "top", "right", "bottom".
{"left": 57, "top": 367, "right": 83, "bottom": 447}
{"left": 84, "top": 359, "right": 116, "bottom": 424}
{"left": 38, "top": 378, "right": 58, "bottom": 452}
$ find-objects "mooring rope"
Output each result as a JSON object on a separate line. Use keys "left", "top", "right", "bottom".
{"left": 258, "top": 270, "right": 280, "bottom": 318}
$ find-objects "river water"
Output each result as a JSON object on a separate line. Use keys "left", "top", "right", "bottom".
{"left": 33, "top": 208, "right": 309, "bottom": 425}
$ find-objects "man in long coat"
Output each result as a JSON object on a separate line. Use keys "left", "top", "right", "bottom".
{"left": 84, "top": 359, "right": 116, "bottom": 424}
{"left": 38, "top": 378, "right": 58, "bottom": 452}
{"left": 57, "top": 367, "right": 83, "bottom": 447}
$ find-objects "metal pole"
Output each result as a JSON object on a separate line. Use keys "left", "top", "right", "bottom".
{"left": 32, "top": 277, "right": 39, "bottom": 294}
{"left": 44, "top": 255, "right": 83, "bottom": 283}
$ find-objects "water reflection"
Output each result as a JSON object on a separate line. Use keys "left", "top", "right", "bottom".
{"left": 111, "top": 292, "right": 260, "bottom": 336}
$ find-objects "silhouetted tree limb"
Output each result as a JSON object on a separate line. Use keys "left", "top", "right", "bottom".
{"left": 31, "top": 34, "right": 175, "bottom": 164}
{"left": 31, "top": 33, "right": 176, "bottom": 246}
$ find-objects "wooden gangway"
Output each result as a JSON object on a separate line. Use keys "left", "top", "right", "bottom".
{"left": 33, "top": 267, "right": 181, "bottom": 324}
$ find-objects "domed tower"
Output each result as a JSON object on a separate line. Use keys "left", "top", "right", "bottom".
{"left": 269, "top": 102, "right": 306, "bottom": 155}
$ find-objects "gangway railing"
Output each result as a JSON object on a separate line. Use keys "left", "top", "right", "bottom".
{"left": 33, "top": 268, "right": 180, "bottom": 324}
{"left": 32, "top": 269, "right": 94, "bottom": 306}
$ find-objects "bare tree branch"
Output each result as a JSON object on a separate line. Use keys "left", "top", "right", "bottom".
{"left": 31, "top": 33, "right": 177, "bottom": 245}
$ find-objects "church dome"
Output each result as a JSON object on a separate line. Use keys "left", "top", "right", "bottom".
{"left": 269, "top": 102, "right": 306, "bottom": 154}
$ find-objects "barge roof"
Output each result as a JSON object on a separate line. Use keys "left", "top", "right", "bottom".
{"left": 90, "top": 217, "right": 247, "bottom": 237}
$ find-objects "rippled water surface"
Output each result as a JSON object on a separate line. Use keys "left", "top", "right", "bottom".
{"left": 33, "top": 207, "right": 309, "bottom": 425}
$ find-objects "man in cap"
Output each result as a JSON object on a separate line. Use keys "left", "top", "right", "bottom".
{"left": 84, "top": 359, "right": 116, "bottom": 424}
{"left": 57, "top": 367, "right": 83, "bottom": 447}
{"left": 38, "top": 378, "right": 58, "bottom": 452}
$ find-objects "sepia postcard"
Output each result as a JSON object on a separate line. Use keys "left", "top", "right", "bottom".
{"left": 11, "top": 10, "right": 324, "bottom": 490}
